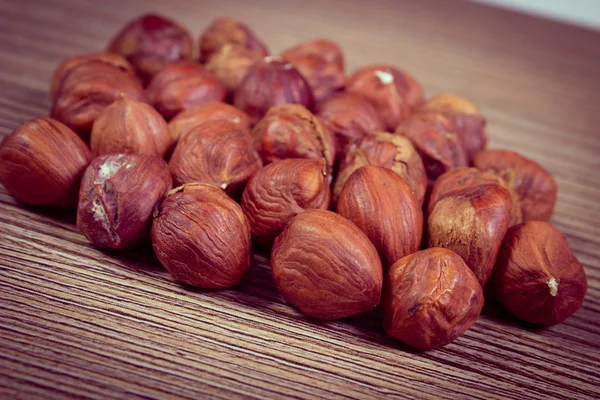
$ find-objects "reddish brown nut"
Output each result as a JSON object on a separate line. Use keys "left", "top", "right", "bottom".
{"left": 334, "top": 132, "right": 427, "bottom": 205}
{"left": 491, "top": 221, "right": 587, "bottom": 325}
{"left": 427, "top": 184, "right": 513, "bottom": 285}
{"left": 383, "top": 248, "right": 484, "bottom": 350}
{"left": 199, "top": 17, "right": 269, "bottom": 63}
{"left": 336, "top": 166, "right": 423, "bottom": 268}
{"left": 317, "top": 92, "right": 386, "bottom": 151}
{"left": 419, "top": 94, "right": 487, "bottom": 162}
{"left": 205, "top": 44, "right": 264, "bottom": 93}
{"left": 241, "top": 158, "right": 331, "bottom": 249}
{"left": 233, "top": 57, "right": 315, "bottom": 120}
{"left": 473, "top": 149, "right": 557, "bottom": 222}
{"left": 346, "top": 65, "right": 424, "bottom": 131}
{"left": 107, "top": 14, "right": 194, "bottom": 84}
{"left": 51, "top": 60, "right": 148, "bottom": 139}
{"left": 90, "top": 94, "right": 172, "bottom": 158}
{"left": 395, "top": 112, "right": 468, "bottom": 180}
{"left": 251, "top": 104, "right": 336, "bottom": 175}
{"left": 146, "top": 61, "right": 227, "bottom": 120}
{"left": 0, "top": 118, "right": 92, "bottom": 208}
{"left": 271, "top": 209, "right": 383, "bottom": 320}
{"left": 152, "top": 183, "right": 252, "bottom": 289}
{"left": 77, "top": 154, "right": 172, "bottom": 249}
{"left": 280, "top": 39, "right": 344, "bottom": 71}
{"left": 169, "top": 120, "right": 262, "bottom": 198}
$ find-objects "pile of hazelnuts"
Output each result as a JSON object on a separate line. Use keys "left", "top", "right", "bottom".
{"left": 0, "top": 14, "right": 588, "bottom": 350}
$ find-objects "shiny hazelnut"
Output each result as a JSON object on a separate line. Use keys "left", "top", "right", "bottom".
{"left": 491, "top": 221, "right": 587, "bottom": 325}
{"left": 77, "top": 153, "right": 172, "bottom": 249}
{"left": 280, "top": 39, "right": 344, "bottom": 71}
{"left": 107, "top": 14, "right": 194, "bottom": 84}
{"left": 427, "top": 184, "right": 513, "bottom": 285}
{"left": 473, "top": 149, "right": 557, "bottom": 222}
{"left": 241, "top": 158, "right": 331, "bottom": 249}
{"left": 271, "top": 209, "right": 382, "bottom": 320}
{"left": 233, "top": 57, "right": 315, "bottom": 120}
{"left": 333, "top": 132, "right": 427, "bottom": 205}
{"left": 0, "top": 118, "right": 92, "bottom": 208}
{"left": 90, "top": 94, "right": 172, "bottom": 158}
{"left": 383, "top": 248, "right": 484, "bottom": 350}
{"left": 205, "top": 44, "right": 264, "bottom": 93}
{"left": 199, "top": 17, "right": 269, "bottom": 63}
{"left": 146, "top": 61, "right": 227, "bottom": 120}
{"left": 346, "top": 64, "right": 424, "bottom": 130}
{"left": 251, "top": 104, "right": 336, "bottom": 175}
{"left": 336, "top": 166, "right": 423, "bottom": 269}
{"left": 152, "top": 183, "right": 252, "bottom": 289}
{"left": 169, "top": 120, "right": 262, "bottom": 198}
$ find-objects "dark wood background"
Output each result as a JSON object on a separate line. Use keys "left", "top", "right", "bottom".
{"left": 0, "top": 0, "right": 599, "bottom": 398}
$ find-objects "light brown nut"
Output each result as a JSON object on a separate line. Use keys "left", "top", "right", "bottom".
{"left": 199, "top": 17, "right": 269, "bottom": 63}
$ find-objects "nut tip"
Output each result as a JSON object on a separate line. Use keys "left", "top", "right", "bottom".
{"left": 547, "top": 277, "right": 558, "bottom": 297}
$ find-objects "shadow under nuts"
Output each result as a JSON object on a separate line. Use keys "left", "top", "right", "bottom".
{"left": 271, "top": 209, "right": 383, "bottom": 320}
{"left": 151, "top": 183, "right": 252, "bottom": 289}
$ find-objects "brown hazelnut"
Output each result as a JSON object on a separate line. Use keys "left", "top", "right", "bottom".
{"left": 77, "top": 153, "right": 172, "bottom": 249}
{"left": 107, "top": 14, "right": 194, "bottom": 84}
{"left": 146, "top": 61, "right": 227, "bottom": 120}
{"left": 241, "top": 158, "right": 331, "bottom": 249}
{"left": 333, "top": 132, "right": 427, "bottom": 205}
{"left": 395, "top": 112, "right": 468, "bottom": 180}
{"left": 199, "top": 17, "right": 269, "bottom": 63}
{"left": 280, "top": 39, "right": 344, "bottom": 71}
{"left": 491, "top": 221, "right": 587, "bottom": 325}
{"left": 271, "top": 209, "right": 382, "bottom": 320}
{"left": 51, "top": 60, "right": 148, "bottom": 139}
{"left": 383, "top": 248, "right": 484, "bottom": 350}
{"left": 251, "top": 104, "right": 336, "bottom": 175}
{"left": 233, "top": 57, "right": 315, "bottom": 120}
{"left": 473, "top": 149, "right": 557, "bottom": 222}
{"left": 336, "top": 166, "right": 423, "bottom": 269}
{"left": 346, "top": 64, "right": 424, "bottom": 130}
{"left": 169, "top": 120, "right": 262, "bottom": 198}
{"left": 205, "top": 44, "right": 264, "bottom": 93}
{"left": 90, "top": 94, "right": 172, "bottom": 158}
{"left": 0, "top": 118, "right": 92, "bottom": 208}
{"left": 152, "top": 183, "right": 252, "bottom": 289}
{"left": 427, "top": 184, "right": 513, "bottom": 285}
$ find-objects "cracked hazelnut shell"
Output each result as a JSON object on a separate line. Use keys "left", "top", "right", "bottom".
{"left": 199, "top": 17, "right": 269, "bottom": 63}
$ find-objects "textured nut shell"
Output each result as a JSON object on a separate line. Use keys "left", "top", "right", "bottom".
{"left": 205, "top": 44, "right": 264, "bottom": 92}
{"left": 336, "top": 166, "right": 423, "bottom": 268}
{"left": 90, "top": 95, "right": 172, "bottom": 158}
{"left": 77, "top": 154, "right": 172, "bottom": 249}
{"left": 383, "top": 248, "right": 484, "bottom": 350}
{"left": 280, "top": 39, "right": 344, "bottom": 71}
{"left": 271, "top": 209, "right": 383, "bottom": 320}
{"left": 427, "top": 184, "right": 512, "bottom": 285}
{"left": 0, "top": 118, "right": 92, "bottom": 208}
{"left": 473, "top": 149, "right": 557, "bottom": 222}
{"left": 199, "top": 17, "right": 269, "bottom": 63}
{"left": 241, "top": 158, "right": 331, "bottom": 249}
{"left": 152, "top": 183, "right": 252, "bottom": 289}
{"left": 491, "top": 221, "right": 587, "bottom": 325}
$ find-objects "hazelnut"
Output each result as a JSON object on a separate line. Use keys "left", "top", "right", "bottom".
{"left": 77, "top": 153, "right": 172, "bottom": 249}
{"left": 395, "top": 112, "right": 468, "bottom": 180}
{"left": 280, "top": 39, "right": 344, "bottom": 71}
{"left": 241, "top": 158, "right": 331, "bottom": 249}
{"left": 383, "top": 248, "right": 484, "bottom": 350}
{"left": 427, "top": 184, "right": 513, "bottom": 285}
{"left": 333, "top": 132, "right": 427, "bottom": 205}
{"left": 491, "top": 221, "right": 587, "bottom": 325}
{"left": 152, "top": 183, "right": 252, "bottom": 289}
{"left": 346, "top": 64, "right": 424, "bottom": 130}
{"left": 336, "top": 166, "right": 423, "bottom": 269}
{"left": 90, "top": 94, "right": 172, "bottom": 158}
{"left": 271, "top": 209, "right": 382, "bottom": 320}
{"left": 251, "top": 104, "right": 336, "bottom": 175}
{"left": 169, "top": 120, "right": 262, "bottom": 198}
{"left": 205, "top": 44, "right": 264, "bottom": 93}
{"left": 199, "top": 17, "right": 269, "bottom": 63}
{"left": 146, "top": 61, "right": 227, "bottom": 120}
{"left": 233, "top": 57, "right": 315, "bottom": 120}
{"left": 473, "top": 149, "right": 557, "bottom": 222}
{"left": 0, "top": 118, "right": 92, "bottom": 208}
{"left": 107, "top": 13, "right": 194, "bottom": 84}
{"left": 419, "top": 94, "right": 487, "bottom": 162}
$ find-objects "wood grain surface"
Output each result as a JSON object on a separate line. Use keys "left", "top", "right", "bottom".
{"left": 1, "top": 0, "right": 599, "bottom": 399}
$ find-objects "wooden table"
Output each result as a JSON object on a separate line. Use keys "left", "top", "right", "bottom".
{"left": 1, "top": 0, "right": 599, "bottom": 398}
